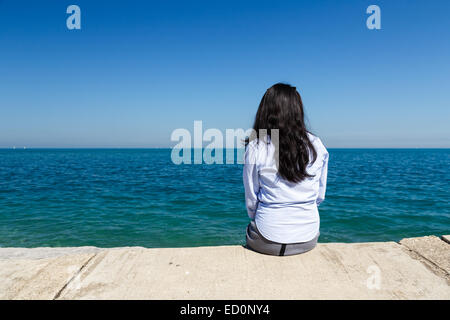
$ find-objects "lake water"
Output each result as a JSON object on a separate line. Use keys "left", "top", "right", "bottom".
{"left": 0, "top": 148, "right": 448, "bottom": 247}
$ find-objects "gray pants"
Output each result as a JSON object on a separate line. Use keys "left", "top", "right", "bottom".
{"left": 246, "top": 220, "right": 319, "bottom": 256}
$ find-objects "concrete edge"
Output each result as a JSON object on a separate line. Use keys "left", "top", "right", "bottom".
{"left": 1, "top": 235, "right": 449, "bottom": 300}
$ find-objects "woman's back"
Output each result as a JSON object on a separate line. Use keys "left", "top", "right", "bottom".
{"left": 244, "top": 132, "right": 329, "bottom": 243}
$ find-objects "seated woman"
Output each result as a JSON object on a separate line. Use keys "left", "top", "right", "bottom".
{"left": 244, "top": 83, "right": 329, "bottom": 256}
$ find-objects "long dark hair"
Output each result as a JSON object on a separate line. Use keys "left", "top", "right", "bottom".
{"left": 246, "top": 83, "right": 317, "bottom": 183}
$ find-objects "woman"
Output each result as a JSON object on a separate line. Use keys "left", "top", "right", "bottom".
{"left": 244, "top": 83, "right": 329, "bottom": 256}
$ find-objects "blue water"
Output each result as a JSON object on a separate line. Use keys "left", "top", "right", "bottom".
{"left": 0, "top": 149, "right": 448, "bottom": 248}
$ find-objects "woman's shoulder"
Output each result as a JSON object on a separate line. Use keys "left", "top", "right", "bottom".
{"left": 244, "top": 139, "right": 260, "bottom": 163}
{"left": 245, "top": 138, "right": 273, "bottom": 164}
{"left": 246, "top": 136, "right": 272, "bottom": 151}
{"left": 307, "top": 132, "right": 328, "bottom": 155}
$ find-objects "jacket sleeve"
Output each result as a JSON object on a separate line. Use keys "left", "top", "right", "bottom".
{"left": 316, "top": 151, "right": 329, "bottom": 206}
{"left": 243, "top": 144, "right": 259, "bottom": 219}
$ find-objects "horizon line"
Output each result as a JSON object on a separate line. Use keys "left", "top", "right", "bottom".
{"left": 1, "top": 147, "right": 449, "bottom": 150}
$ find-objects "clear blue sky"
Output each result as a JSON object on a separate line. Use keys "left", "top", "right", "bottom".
{"left": 1, "top": 0, "right": 449, "bottom": 148}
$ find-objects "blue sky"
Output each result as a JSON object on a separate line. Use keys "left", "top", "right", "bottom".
{"left": 0, "top": 0, "right": 449, "bottom": 148}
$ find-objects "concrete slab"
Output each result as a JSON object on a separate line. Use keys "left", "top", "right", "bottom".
{"left": 1, "top": 237, "right": 449, "bottom": 300}
{"left": 57, "top": 242, "right": 450, "bottom": 300}
{"left": 0, "top": 253, "right": 95, "bottom": 299}
{"left": 400, "top": 236, "right": 450, "bottom": 276}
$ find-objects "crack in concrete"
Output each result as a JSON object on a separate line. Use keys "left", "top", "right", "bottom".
{"left": 441, "top": 236, "right": 450, "bottom": 245}
{"left": 397, "top": 241, "right": 449, "bottom": 283}
{"left": 52, "top": 253, "right": 98, "bottom": 300}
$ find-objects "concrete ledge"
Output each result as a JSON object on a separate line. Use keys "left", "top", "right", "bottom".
{"left": 0, "top": 236, "right": 449, "bottom": 300}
